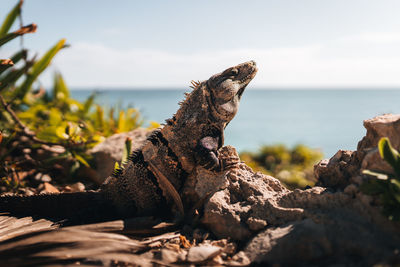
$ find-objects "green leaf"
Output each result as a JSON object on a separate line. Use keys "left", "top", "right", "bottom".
{"left": 0, "top": 24, "right": 37, "bottom": 47}
{"left": 0, "top": 50, "right": 27, "bottom": 76}
{"left": 48, "top": 108, "right": 62, "bottom": 125}
{"left": 362, "top": 169, "right": 389, "bottom": 180}
{"left": 114, "top": 162, "right": 120, "bottom": 171}
{"left": 43, "top": 153, "right": 69, "bottom": 164}
{"left": 10, "top": 49, "right": 27, "bottom": 65}
{"left": 53, "top": 72, "right": 70, "bottom": 101}
{"left": 55, "top": 125, "right": 69, "bottom": 139}
{"left": 0, "top": 1, "right": 22, "bottom": 38}
{"left": 95, "top": 105, "right": 104, "bottom": 128}
{"left": 148, "top": 121, "right": 161, "bottom": 129}
{"left": 83, "top": 93, "right": 96, "bottom": 115}
{"left": 0, "top": 59, "right": 13, "bottom": 74}
{"left": 36, "top": 126, "right": 61, "bottom": 142}
{"left": 122, "top": 138, "right": 132, "bottom": 165}
{"left": 70, "top": 160, "right": 80, "bottom": 176}
{"left": 15, "top": 39, "right": 66, "bottom": 99}
{"left": 74, "top": 154, "right": 90, "bottom": 167}
{"left": 117, "top": 110, "right": 126, "bottom": 132}
{"left": 0, "top": 64, "right": 27, "bottom": 91}
{"left": 378, "top": 137, "right": 400, "bottom": 176}
{"left": 108, "top": 107, "right": 115, "bottom": 132}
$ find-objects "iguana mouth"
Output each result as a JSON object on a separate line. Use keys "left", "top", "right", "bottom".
{"left": 237, "top": 86, "right": 245, "bottom": 99}
{"left": 237, "top": 60, "right": 257, "bottom": 99}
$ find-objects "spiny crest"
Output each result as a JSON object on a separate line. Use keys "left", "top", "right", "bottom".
{"left": 128, "top": 150, "right": 143, "bottom": 163}
{"left": 178, "top": 80, "right": 202, "bottom": 107}
{"left": 189, "top": 80, "right": 201, "bottom": 90}
{"left": 113, "top": 149, "right": 145, "bottom": 177}
{"left": 178, "top": 92, "right": 191, "bottom": 107}
{"left": 112, "top": 166, "right": 123, "bottom": 177}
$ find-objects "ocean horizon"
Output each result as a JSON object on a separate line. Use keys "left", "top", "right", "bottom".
{"left": 70, "top": 88, "right": 400, "bottom": 158}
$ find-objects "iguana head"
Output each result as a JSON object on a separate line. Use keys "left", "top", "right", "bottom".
{"left": 207, "top": 60, "right": 258, "bottom": 122}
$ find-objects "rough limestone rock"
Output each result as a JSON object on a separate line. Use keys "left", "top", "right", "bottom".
{"left": 314, "top": 150, "right": 359, "bottom": 189}
{"left": 244, "top": 217, "right": 398, "bottom": 266}
{"left": 315, "top": 114, "right": 400, "bottom": 189}
{"left": 198, "top": 114, "right": 400, "bottom": 265}
{"left": 89, "top": 128, "right": 151, "bottom": 182}
{"left": 357, "top": 114, "right": 400, "bottom": 174}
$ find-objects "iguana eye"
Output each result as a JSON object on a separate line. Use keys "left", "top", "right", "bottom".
{"left": 229, "top": 68, "right": 238, "bottom": 76}
{"left": 223, "top": 68, "right": 239, "bottom": 78}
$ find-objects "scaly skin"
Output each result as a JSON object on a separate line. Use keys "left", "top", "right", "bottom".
{"left": 0, "top": 61, "right": 258, "bottom": 224}
{"left": 103, "top": 60, "right": 258, "bottom": 217}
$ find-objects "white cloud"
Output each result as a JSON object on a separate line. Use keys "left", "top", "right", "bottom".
{"left": 42, "top": 31, "right": 400, "bottom": 88}
{"left": 338, "top": 32, "right": 400, "bottom": 44}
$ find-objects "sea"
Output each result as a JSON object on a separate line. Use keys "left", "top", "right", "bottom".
{"left": 70, "top": 89, "right": 400, "bottom": 158}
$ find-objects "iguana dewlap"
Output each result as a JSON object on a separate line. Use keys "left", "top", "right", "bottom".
{"left": 0, "top": 61, "right": 258, "bottom": 224}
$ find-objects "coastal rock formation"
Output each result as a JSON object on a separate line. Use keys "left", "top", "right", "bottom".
{"left": 313, "top": 149, "right": 359, "bottom": 189}
{"left": 198, "top": 114, "right": 400, "bottom": 265}
{"left": 314, "top": 113, "right": 400, "bottom": 188}
{"left": 89, "top": 128, "right": 151, "bottom": 182}
{"left": 3, "top": 114, "right": 399, "bottom": 266}
{"left": 87, "top": 114, "right": 400, "bottom": 265}
{"left": 357, "top": 114, "right": 400, "bottom": 173}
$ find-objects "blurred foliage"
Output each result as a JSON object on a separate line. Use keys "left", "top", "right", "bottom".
{"left": 113, "top": 137, "right": 132, "bottom": 177}
{"left": 240, "top": 144, "right": 323, "bottom": 189}
{"left": 0, "top": 1, "right": 143, "bottom": 192}
{"left": 362, "top": 137, "right": 400, "bottom": 221}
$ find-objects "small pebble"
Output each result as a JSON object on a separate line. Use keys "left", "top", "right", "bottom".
{"left": 70, "top": 182, "right": 85, "bottom": 192}
{"left": 41, "top": 174, "right": 52, "bottom": 182}
{"left": 42, "top": 182, "right": 60, "bottom": 193}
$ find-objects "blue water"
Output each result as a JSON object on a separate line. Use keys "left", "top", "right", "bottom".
{"left": 70, "top": 89, "right": 400, "bottom": 157}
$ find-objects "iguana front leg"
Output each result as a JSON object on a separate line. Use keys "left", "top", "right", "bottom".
{"left": 195, "top": 136, "right": 222, "bottom": 171}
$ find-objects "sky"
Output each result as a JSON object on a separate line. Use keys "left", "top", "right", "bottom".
{"left": 2, "top": 0, "right": 400, "bottom": 88}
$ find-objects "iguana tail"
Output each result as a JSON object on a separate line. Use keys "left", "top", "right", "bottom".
{"left": 0, "top": 191, "right": 120, "bottom": 226}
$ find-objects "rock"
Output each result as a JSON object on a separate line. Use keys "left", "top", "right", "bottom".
{"left": 17, "top": 187, "right": 35, "bottom": 196}
{"left": 315, "top": 114, "right": 400, "bottom": 189}
{"left": 199, "top": 145, "right": 400, "bottom": 265}
{"left": 42, "top": 182, "right": 59, "bottom": 193}
{"left": 89, "top": 128, "right": 151, "bottom": 181}
{"left": 358, "top": 114, "right": 400, "bottom": 152}
{"left": 244, "top": 217, "right": 399, "bottom": 266}
{"left": 202, "top": 147, "right": 303, "bottom": 241}
{"left": 40, "top": 174, "right": 52, "bottom": 183}
{"left": 229, "top": 251, "right": 251, "bottom": 266}
{"left": 360, "top": 147, "right": 393, "bottom": 174}
{"left": 357, "top": 114, "right": 400, "bottom": 174}
{"left": 70, "top": 182, "right": 85, "bottom": 192}
{"left": 314, "top": 150, "right": 359, "bottom": 189}
{"left": 186, "top": 245, "right": 222, "bottom": 263}
{"left": 246, "top": 217, "right": 268, "bottom": 231}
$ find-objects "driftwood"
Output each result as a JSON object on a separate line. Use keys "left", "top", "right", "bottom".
{"left": 0, "top": 215, "right": 243, "bottom": 266}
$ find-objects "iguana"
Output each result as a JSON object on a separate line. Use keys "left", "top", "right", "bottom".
{"left": 0, "top": 61, "right": 258, "bottom": 225}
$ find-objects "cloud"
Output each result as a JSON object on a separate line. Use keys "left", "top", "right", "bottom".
{"left": 43, "top": 31, "right": 400, "bottom": 88}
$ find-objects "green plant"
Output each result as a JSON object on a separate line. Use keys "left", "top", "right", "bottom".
{"left": 113, "top": 137, "right": 132, "bottom": 176}
{"left": 0, "top": 1, "right": 143, "bottom": 191}
{"left": 240, "top": 144, "right": 323, "bottom": 189}
{"left": 362, "top": 137, "right": 400, "bottom": 221}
